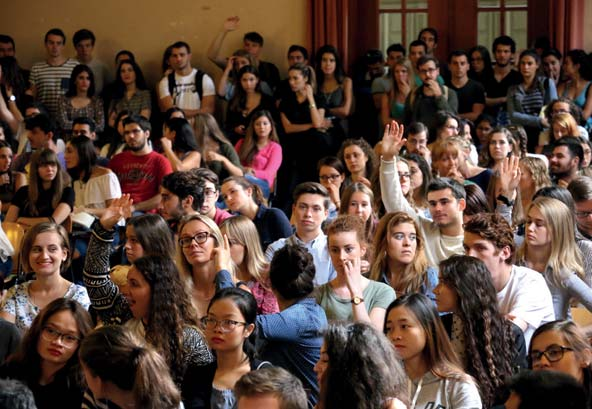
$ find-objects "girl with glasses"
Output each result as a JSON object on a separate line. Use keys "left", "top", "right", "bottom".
{"left": 196, "top": 288, "right": 271, "bottom": 409}
{"left": 317, "top": 156, "right": 346, "bottom": 221}
{"left": 529, "top": 320, "right": 592, "bottom": 407}
{"left": 0, "top": 298, "right": 93, "bottom": 409}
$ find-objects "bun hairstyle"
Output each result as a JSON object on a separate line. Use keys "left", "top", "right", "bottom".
{"left": 269, "top": 244, "right": 315, "bottom": 301}
{"left": 79, "top": 325, "right": 181, "bottom": 409}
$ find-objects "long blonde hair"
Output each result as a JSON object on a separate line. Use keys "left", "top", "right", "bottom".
{"left": 220, "top": 215, "right": 269, "bottom": 285}
{"left": 370, "top": 212, "right": 428, "bottom": 296}
{"left": 518, "top": 197, "right": 584, "bottom": 286}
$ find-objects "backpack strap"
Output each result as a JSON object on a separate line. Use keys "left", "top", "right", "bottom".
{"left": 167, "top": 71, "right": 176, "bottom": 97}
{"left": 168, "top": 69, "right": 206, "bottom": 98}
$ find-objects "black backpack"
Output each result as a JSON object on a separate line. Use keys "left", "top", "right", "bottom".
{"left": 167, "top": 69, "right": 205, "bottom": 99}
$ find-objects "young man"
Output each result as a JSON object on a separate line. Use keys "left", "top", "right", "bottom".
{"left": 12, "top": 114, "right": 64, "bottom": 173}
{"left": 418, "top": 27, "right": 451, "bottom": 82}
{"left": 404, "top": 56, "right": 458, "bottom": 132}
{"left": 371, "top": 43, "right": 406, "bottom": 110}
{"left": 447, "top": 50, "right": 485, "bottom": 122}
{"left": 0, "top": 34, "right": 30, "bottom": 86}
{"left": 158, "top": 171, "right": 204, "bottom": 230}
{"left": 191, "top": 167, "right": 232, "bottom": 225}
{"left": 550, "top": 137, "right": 583, "bottom": 187}
{"left": 484, "top": 35, "right": 522, "bottom": 122}
{"left": 235, "top": 360, "right": 308, "bottom": 409}
{"left": 275, "top": 44, "right": 309, "bottom": 104}
{"left": 158, "top": 41, "right": 215, "bottom": 120}
{"left": 207, "top": 16, "right": 280, "bottom": 90}
{"left": 404, "top": 122, "right": 431, "bottom": 162}
{"left": 266, "top": 182, "right": 335, "bottom": 286}
{"left": 380, "top": 122, "right": 465, "bottom": 266}
{"left": 71, "top": 117, "right": 97, "bottom": 140}
{"left": 108, "top": 115, "right": 172, "bottom": 213}
{"left": 464, "top": 213, "right": 555, "bottom": 344}
{"left": 27, "top": 28, "right": 79, "bottom": 118}
{"left": 568, "top": 176, "right": 592, "bottom": 240}
{"left": 72, "top": 28, "right": 111, "bottom": 95}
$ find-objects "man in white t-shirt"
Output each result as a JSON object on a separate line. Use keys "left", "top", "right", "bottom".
{"left": 464, "top": 212, "right": 555, "bottom": 345}
{"left": 158, "top": 41, "right": 215, "bottom": 119}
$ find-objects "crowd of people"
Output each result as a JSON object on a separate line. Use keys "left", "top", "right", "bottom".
{"left": 1, "top": 16, "right": 592, "bottom": 409}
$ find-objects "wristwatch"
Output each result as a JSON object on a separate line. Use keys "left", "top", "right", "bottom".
{"left": 8, "top": 95, "right": 16, "bottom": 102}
{"left": 496, "top": 194, "right": 515, "bottom": 207}
{"left": 351, "top": 295, "right": 364, "bottom": 305}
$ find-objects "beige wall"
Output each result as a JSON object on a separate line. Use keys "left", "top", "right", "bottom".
{"left": 1, "top": 0, "right": 307, "bottom": 86}
{"left": 585, "top": 2, "right": 592, "bottom": 52}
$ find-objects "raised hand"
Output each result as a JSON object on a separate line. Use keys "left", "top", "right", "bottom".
{"left": 497, "top": 155, "right": 521, "bottom": 198}
{"left": 160, "top": 137, "right": 172, "bottom": 151}
{"left": 223, "top": 16, "right": 240, "bottom": 32}
{"left": 100, "top": 194, "right": 133, "bottom": 230}
{"left": 213, "top": 234, "right": 233, "bottom": 272}
{"left": 343, "top": 257, "right": 363, "bottom": 297}
{"left": 381, "top": 121, "right": 406, "bottom": 160}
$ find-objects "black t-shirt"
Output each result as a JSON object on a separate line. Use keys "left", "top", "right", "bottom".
{"left": 11, "top": 185, "right": 74, "bottom": 218}
{"left": 448, "top": 79, "right": 485, "bottom": 115}
{"left": 483, "top": 69, "right": 522, "bottom": 99}
{"left": 258, "top": 61, "right": 281, "bottom": 91}
{"left": 278, "top": 92, "right": 325, "bottom": 126}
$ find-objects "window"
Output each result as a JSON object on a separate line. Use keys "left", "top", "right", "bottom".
{"left": 477, "top": 0, "right": 528, "bottom": 50}
{"left": 379, "top": 0, "right": 428, "bottom": 54}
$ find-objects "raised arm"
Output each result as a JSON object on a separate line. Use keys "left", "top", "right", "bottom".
{"left": 207, "top": 16, "right": 240, "bottom": 70}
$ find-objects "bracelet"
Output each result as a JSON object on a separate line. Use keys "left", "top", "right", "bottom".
{"left": 309, "top": 103, "right": 317, "bottom": 109}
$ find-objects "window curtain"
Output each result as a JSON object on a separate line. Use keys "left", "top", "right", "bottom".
{"left": 548, "top": 0, "right": 585, "bottom": 53}
{"left": 307, "top": 0, "right": 350, "bottom": 69}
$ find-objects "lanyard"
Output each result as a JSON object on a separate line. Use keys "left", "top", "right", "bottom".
{"left": 409, "top": 376, "right": 424, "bottom": 409}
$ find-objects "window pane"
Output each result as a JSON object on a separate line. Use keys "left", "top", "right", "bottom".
{"left": 379, "top": 0, "right": 402, "bottom": 9}
{"left": 477, "top": 11, "right": 500, "bottom": 49}
{"left": 505, "top": 0, "right": 527, "bottom": 7}
{"left": 406, "top": 0, "right": 427, "bottom": 9}
{"left": 379, "top": 13, "right": 402, "bottom": 54}
{"left": 505, "top": 10, "right": 527, "bottom": 50}
{"left": 406, "top": 13, "right": 428, "bottom": 43}
{"left": 478, "top": 0, "right": 500, "bottom": 7}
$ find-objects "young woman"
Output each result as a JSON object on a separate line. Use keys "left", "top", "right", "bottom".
{"left": 84, "top": 196, "right": 214, "bottom": 393}
{"left": 65, "top": 136, "right": 121, "bottom": 221}
{"left": 160, "top": 117, "right": 202, "bottom": 172}
{"left": 220, "top": 216, "right": 279, "bottom": 314}
{"left": 317, "top": 156, "right": 346, "bottom": 221}
{"left": 279, "top": 63, "right": 334, "bottom": 184}
{"left": 176, "top": 213, "right": 235, "bottom": 318}
{"left": 316, "top": 215, "right": 395, "bottom": 331}
{"left": 434, "top": 255, "right": 526, "bottom": 407}
{"left": 314, "top": 322, "right": 408, "bottom": 409}
{"left": 542, "top": 48, "right": 564, "bottom": 85}
{"left": 108, "top": 59, "right": 151, "bottom": 128}
{"left": 429, "top": 111, "right": 461, "bottom": 146}
{"left": 507, "top": 49, "right": 558, "bottom": 152}
{"left": 6, "top": 149, "right": 73, "bottom": 227}
{"left": 381, "top": 57, "right": 412, "bottom": 125}
{"left": 517, "top": 196, "right": 592, "bottom": 319}
{"left": 384, "top": 293, "right": 482, "bottom": 409}
{"left": 468, "top": 45, "right": 494, "bottom": 87}
{"left": 529, "top": 320, "right": 592, "bottom": 408}
{"left": 217, "top": 49, "right": 272, "bottom": 100}
{"left": 221, "top": 176, "right": 292, "bottom": 250}
{"left": 57, "top": 64, "right": 104, "bottom": 135}
{"left": 0, "top": 298, "right": 93, "bottom": 409}
{"left": 226, "top": 66, "right": 276, "bottom": 144}
{"left": 0, "top": 140, "right": 26, "bottom": 212}
{"left": 370, "top": 212, "right": 438, "bottom": 302}
{"left": 519, "top": 156, "right": 552, "bottom": 215}
{"left": 482, "top": 127, "right": 520, "bottom": 170}
{"left": 338, "top": 138, "right": 377, "bottom": 188}
{"left": 404, "top": 153, "right": 432, "bottom": 217}
{"left": 338, "top": 182, "right": 378, "bottom": 243}
{"left": 194, "top": 113, "right": 243, "bottom": 181}
{"left": 0, "top": 222, "right": 90, "bottom": 330}
{"left": 315, "top": 45, "right": 352, "bottom": 137}
{"left": 100, "top": 109, "right": 130, "bottom": 160}
{"left": 550, "top": 112, "right": 581, "bottom": 141}
{"left": 557, "top": 49, "right": 592, "bottom": 128}
{"left": 80, "top": 325, "right": 182, "bottom": 409}
{"left": 198, "top": 288, "right": 271, "bottom": 408}
{"left": 235, "top": 110, "right": 282, "bottom": 199}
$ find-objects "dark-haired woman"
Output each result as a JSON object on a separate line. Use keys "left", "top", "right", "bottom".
{"left": 434, "top": 255, "right": 526, "bottom": 407}
{"left": 468, "top": 45, "right": 494, "bottom": 88}
{"left": 160, "top": 117, "right": 202, "bottom": 171}
{"left": 193, "top": 288, "right": 271, "bottom": 408}
{"left": 0, "top": 140, "right": 26, "bottom": 212}
{"left": 108, "top": 59, "right": 151, "bottom": 128}
{"left": 225, "top": 66, "right": 276, "bottom": 144}
{"left": 57, "top": 64, "right": 104, "bottom": 135}
{"left": 557, "top": 49, "right": 592, "bottom": 129}
{"left": 100, "top": 109, "right": 130, "bottom": 160}
{"left": 5, "top": 149, "right": 73, "bottom": 227}
{"left": 0, "top": 298, "right": 93, "bottom": 409}
{"left": 235, "top": 110, "right": 282, "bottom": 198}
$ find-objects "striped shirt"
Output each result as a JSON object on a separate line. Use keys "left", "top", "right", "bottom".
{"left": 29, "top": 58, "right": 79, "bottom": 117}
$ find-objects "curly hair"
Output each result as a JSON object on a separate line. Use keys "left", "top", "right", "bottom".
{"left": 370, "top": 212, "right": 429, "bottom": 297}
{"left": 131, "top": 255, "right": 200, "bottom": 385}
{"left": 463, "top": 212, "right": 516, "bottom": 265}
{"left": 337, "top": 138, "right": 377, "bottom": 180}
{"left": 320, "top": 322, "right": 408, "bottom": 409}
{"left": 519, "top": 157, "right": 552, "bottom": 193}
{"left": 439, "top": 255, "right": 515, "bottom": 407}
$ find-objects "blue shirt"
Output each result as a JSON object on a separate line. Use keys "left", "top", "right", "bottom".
{"left": 265, "top": 233, "right": 336, "bottom": 286}
{"left": 252, "top": 205, "right": 293, "bottom": 250}
{"left": 257, "top": 298, "right": 327, "bottom": 407}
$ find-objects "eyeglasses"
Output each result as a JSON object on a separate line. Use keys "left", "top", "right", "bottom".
{"left": 41, "top": 326, "right": 80, "bottom": 348}
{"left": 178, "top": 232, "right": 211, "bottom": 248}
{"left": 576, "top": 210, "right": 592, "bottom": 219}
{"left": 419, "top": 67, "right": 438, "bottom": 75}
{"left": 398, "top": 172, "right": 411, "bottom": 179}
{"left": 204, "top": 188, "right": 217, "bottom": 198}
{"left": 201, "top": 316, "right": 247, "bottom": 333}
{"left": 319, "top": 174, "right": 341, "bottom": 182}
{"left": 529, "top": 345, "right": 573, "bottom": 363}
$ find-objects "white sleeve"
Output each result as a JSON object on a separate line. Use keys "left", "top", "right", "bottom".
{"left": 379, "top": 157, "right": 417, "bottom": 218}
{"left": 202, "top": 74, "right": 216, "bottom": 97}
{"left": 158, "top": 76, "right": 171, "bottom": 98}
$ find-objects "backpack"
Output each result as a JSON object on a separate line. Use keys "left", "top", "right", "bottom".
{"left": 167, "top": 69, "right": 205, "bottom": 99}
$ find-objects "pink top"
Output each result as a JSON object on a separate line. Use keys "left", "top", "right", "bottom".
{"left": 214, "top": 207, "right": 232, "bottom": 225}
{"left": 234, "top": 139, "right": 283, "bottom": 187}
{"left": 247, "top": 280, "right": 279, "bottom": 315}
